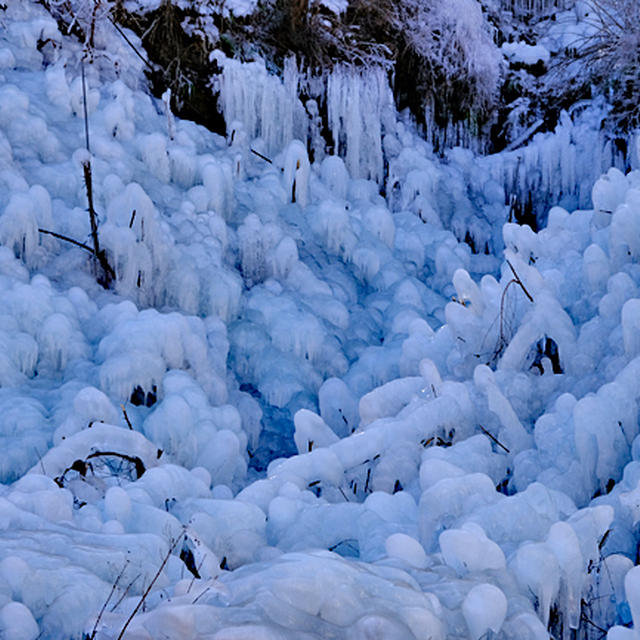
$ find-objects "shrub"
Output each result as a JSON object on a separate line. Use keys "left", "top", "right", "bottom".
{"left": 342, "top": 0, "right": 503, "bottom": 144}
{"left": 557, "top": 0, "right": 640, "bottom": 131}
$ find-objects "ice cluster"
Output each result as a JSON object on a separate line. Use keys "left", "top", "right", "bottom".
{"left": 1, "top": 1, "right": 640, "bottom": 640}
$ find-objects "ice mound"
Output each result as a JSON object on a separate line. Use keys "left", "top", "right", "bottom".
{"left": 2, "top": 1, "right": 640, "bottom": 637}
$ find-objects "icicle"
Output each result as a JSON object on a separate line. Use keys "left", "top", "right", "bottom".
{"left": 327, "top": 66, "right": 393, "bottom": 182}
{"left": 161, "top": 88, "right": 175, "bottom": 141}
{"left": 283, "top": 140, "right": 310, "bottom": 207}
{"left": 219, "top": 56, "right": 307, "bottom": 157}
{"left": 237, "top": 213, "right": 267, "bottom": 287}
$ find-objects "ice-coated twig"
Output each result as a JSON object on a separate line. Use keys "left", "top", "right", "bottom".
{"left": 81, "top": 59, "right": 91, "bottom": 153}
{"left": 33, "top": 447, "right": 46, "bottom": 475}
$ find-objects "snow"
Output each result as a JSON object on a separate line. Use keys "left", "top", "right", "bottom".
{"left": 439, "top": 522, "right": 506, "bottom": 574}
{"left": 462, "top": 583, "right": 507, "bottom": 640}
{"left": 0, "top": 602, "right": 39, "bottom": 640}
{"left": 0, "top": 0, "right": 640, "bottom": 638}
{"left": 502, "top": 41, "right": 551, "bottom": 66}
{"left": 318, "top": 0, "right": 349, "bottom": 14}
{"left": 385, "top": 532, "right": 428, "bottom": 569}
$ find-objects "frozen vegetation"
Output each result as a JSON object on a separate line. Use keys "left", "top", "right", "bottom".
{"left": 0, "top": 1, "right": 640, "bottom": 639}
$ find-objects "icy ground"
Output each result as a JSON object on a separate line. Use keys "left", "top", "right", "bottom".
{"left": 2, "top": 2, "right": 640, "bottom": 639}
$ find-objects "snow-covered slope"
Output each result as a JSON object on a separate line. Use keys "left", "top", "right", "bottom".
{"left": 1, "top": 2, "right": 640, "bottom": 639}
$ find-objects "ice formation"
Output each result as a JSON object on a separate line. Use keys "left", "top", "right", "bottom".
{"left": 218, "top": 56, "right": 307, "bottom": 158}
{"left": 1, "top": 1, "right": 640, "bottom": 639}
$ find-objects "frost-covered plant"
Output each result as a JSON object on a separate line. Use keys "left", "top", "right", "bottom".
{"left": 318, "top": 0, "right": 493, "bottom": 143}
{"left": 587, "top": 0, "right": 640, "bottom": 130}
{"left": 397, "top": 0, "right": 502, "bottom": 119}
{"left": 556, "top": 0, "right": 640, "bottom": 131}
{"left": 39, "top": 0, "right": 112, "bottom": 50}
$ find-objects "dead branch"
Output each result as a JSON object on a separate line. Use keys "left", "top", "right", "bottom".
{"left": 78, "top": 58, "right": 115, "bottom": 289}
{"left": 81, "top": 59, "right": 91, "bottom": 152}
{"left": 89, "top": 561, "right": 128, "bottom": 640}
{"left": 494, "top": 259, "right": 536, "bottom": 363}
{"left": 38, "top": 228, "right": 94, "bottom": 254}
{"left": 107, "top": 14, "right": 156, "bottom": 71}
{"left": 121, "top": 404, "right": 133, "bottom": 430}
{"left": 116, "top": 534, "right": 182, "bottom": 640}
{"left": 478, "top": 425, "right": 510, "bottom": 454}
{"left": 85, "top": 450, "right": 145, "bottom": 478}
{"left": 110, "top": 574, "right": 141, "bottom": 613}
{"left": 54, "top": 450, "right": 146, "bottom": 488}
{"left": 506, "top": 259, "right": 534, "bottom": 302}
{"left": 250, "top": 148, "right": 273, "bottom": 164}
{"left": 191, "top": 587, "right": 210, "bottom": 605}
{"left": 88, "top": 0, "right": 101, "bottom": 52}
{"left": 82, "top": 160, "right": 115, "bottom": 288}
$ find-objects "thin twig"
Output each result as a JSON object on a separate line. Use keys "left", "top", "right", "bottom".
{"left": 110, "top": 574, "right": 141, "bottom": 613}
{"left": 108, "top": 15, "right": 155, "bottom": 71}
{"left": 495, "top": 259, "right": 535, "bottom": 362}
{"left": 116, "top": 535, "right": 182, "bottom": 640}
{"left": 478, "top": 425, "right": 510, "bottom": 454}
{"left": 81, "top": 59, "right": 91, "bottom": 153}
{"left": 121, "top": 405, "right": 133, "bottom": 430}
{"left": 34, "top": 447, "right": 46, "bottom": 474}
{"left": 83, "top": 161, "right": 99, "bottom": 263}
{"left": 187, "top": 555, "right": 206, "bottom": 594}
{"left": 82, "top": 160, "right": 115, "bottom": 287}
{"left": 84, "top": 451, "right": 145, "bottom": 478}
{"left": 89, "top": 562, "right": 128, "bottom": 640}
{"left": 250, "top": 148, "right": 273, "bottom": 164}
{"left": 38, "top": 228, "right": 94, "bottom": 254}
{"left": 128, "top": 210, "right": 137, "bottom": 229}
{"left": 506, "top": 259, "right": 534, "bottom": 302}
{"left": 364, "top": 467, "right": 372, "bottom": 493}
{"left": 580, "top": 611, "right": 608, "bottom": 634}
{"left": 88, "top": 0, "right": 101, "bottom": 51}
{"left": 191, "top": 587, "right": 210, "bottom": 605}
{"left": 498, "top": 279, "right": 516, "bottom": 354}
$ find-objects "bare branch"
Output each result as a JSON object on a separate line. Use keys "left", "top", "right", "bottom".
{"left": 506, "top": 259, "right": 534, "bottom": 303}
{"left": 38, "top": 228, "right": 94, "bottom": 254}
{"left": 250, "top": 148, "right": 273, "bottom": 164}
{"left": 116, "top": 534, "right": 182, "bottom": 640}
{"left": 89, "top": 562, "right": 129, "bottom": 640}
{"left": 107, "top": 14, "right": 155, "bottom": 71}
{"left": 478, "top": 425, "right": 510, "bottom": 454}
{"left": 121, "top": 405, "right": 133, "bottom": 430}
